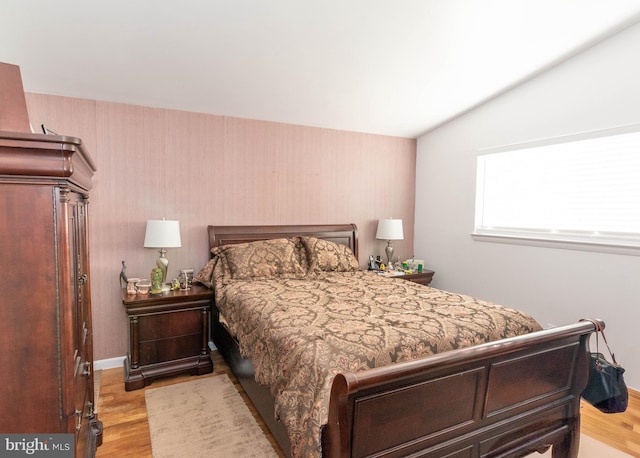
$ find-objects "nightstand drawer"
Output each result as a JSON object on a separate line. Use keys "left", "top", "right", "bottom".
{"left": 138, "top": 307, "right": 203, "bottom": 340}
{"left": 140, "top": 333, "right": 202, "bottom": 365}
{"left": 139, "top": 308, "right": 204, "bottom": 365}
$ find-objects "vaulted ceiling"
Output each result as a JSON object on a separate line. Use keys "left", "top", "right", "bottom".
{"left": 2, "top": 1, "right": 640, "bottom": 138}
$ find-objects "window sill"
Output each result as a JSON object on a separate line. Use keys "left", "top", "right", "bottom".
{"left": 471, "top": 232, "right": 640, "bottom": 256}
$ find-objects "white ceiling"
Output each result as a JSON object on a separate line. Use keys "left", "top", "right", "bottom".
{"left": 2, "top": 1, "right": 640, "bottom": 138}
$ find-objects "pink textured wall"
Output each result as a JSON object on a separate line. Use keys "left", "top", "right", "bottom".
{"left": 25, "top": 93, "right": 416, "bottom": 361}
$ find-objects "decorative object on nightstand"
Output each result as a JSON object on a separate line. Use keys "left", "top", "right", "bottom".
{"left": 136, "top": 279, "right": 151, "bottom": 295}
{"left": 126, "top": 277, "right": 140, "bottom": 295}
{"left": 404, "top": 258, "right": 424, "bottom": 273}
{"left": 376, "top": 218, "right": 404, "bottom": 267}
{"left": 120, "top": 260, "right": 128, "bottom": 288}
{"left": 151, "top": 267, "right": 163, "bottom": 294}
{"left": 144, "top": 218, "right": 182, "bottom": 283}
{"left": 180, "top": 268, "right": 194, "bottom": 290}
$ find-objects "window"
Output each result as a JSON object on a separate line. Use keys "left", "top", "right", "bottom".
{"left": 473, "top": 124, "right": 640, "bottom": 254}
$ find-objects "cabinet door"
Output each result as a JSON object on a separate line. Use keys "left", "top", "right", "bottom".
{"left": 0, "top": 184, "right": 60, "bottom": 432}
{"left": 58, "top": 189, "right": 94, "bottom": 454}
{"left": 75, "top": 197, "right": 94, "bottom": 455}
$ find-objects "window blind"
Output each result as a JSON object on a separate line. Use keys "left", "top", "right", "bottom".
{"left": 474, "top": 125, "right": 640, "bottom": 249}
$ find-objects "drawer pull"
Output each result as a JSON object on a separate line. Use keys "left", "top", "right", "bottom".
{"left": 75, "top": 410, "right": 82, "bottom": 431}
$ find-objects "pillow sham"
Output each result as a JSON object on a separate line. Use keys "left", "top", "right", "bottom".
{"left": 211, "top": 237, "right": 307, "bottom": 280}
{"left": 193, "top": 258, "right": 217, "bottom": 289}
{"left": 301, "top": 236, "right": 359, "bottom": 272}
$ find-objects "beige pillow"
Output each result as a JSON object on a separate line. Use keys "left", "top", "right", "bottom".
{"left": 193, "top": 258, "right": 217, "bottom": 288}
{"left": 211, "top": 237, "right": 306, "bottom": 280}
{"left": 301, "top": 236, "right": 359, "bottom": 272}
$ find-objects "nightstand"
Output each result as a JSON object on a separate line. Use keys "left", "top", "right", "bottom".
{"left": 392, "top": 270, "right": 435, "bottom": 286}
{"left": 122, "top": 284, "right": 214, "bottom": 391}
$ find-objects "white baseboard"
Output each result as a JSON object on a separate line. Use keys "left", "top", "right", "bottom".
{"left": 94, "top": 356, "right": 126, "bottom": 370}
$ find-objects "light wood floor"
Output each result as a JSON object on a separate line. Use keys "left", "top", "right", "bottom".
{"left": 580, "top": 389, "right": 640, "bottom": 457}
{"left": 95, "top": 351, "right": 285, "bottom": 458}
{"left": 95, "top": 351, "right": 639, "bottom": 457}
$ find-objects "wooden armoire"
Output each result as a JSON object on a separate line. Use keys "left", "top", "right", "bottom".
{"left": 0, "top": 62, "right": 102, "bottom": 457}
{"left": 0, "top": 131, "right": 102, "bottom": 456}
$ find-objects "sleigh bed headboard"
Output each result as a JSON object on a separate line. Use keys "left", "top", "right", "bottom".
{"left": 208, "top": 223, "right": 358, "bottom": 258}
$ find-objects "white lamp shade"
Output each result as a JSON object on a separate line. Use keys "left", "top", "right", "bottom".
{"left": 144, "top": 220, "right": 182, "bottom": 248}
{"left": 376, "top": 218, "right": 404, "bottom": 240}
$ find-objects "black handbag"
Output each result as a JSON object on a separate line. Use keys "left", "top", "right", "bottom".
{"left": 581, "top": 319, "right": 628, "bottom": 414}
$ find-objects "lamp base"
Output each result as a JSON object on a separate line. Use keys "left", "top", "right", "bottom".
{"left": 156, "top": 249, "right": 168, "bottom": 283}
{"left": 385, "top": 241, "right": 394, "bottom": 268}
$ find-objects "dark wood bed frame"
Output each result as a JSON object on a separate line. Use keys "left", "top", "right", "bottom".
{"left": 207, "top": 224, "right": 597, "bottom": 458}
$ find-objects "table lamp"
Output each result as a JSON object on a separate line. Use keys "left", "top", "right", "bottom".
{"left": 376, "top": 218, "right": 404, "bottom": 267}
{"left": 144, "top": 219, "right": 182, "bottom": 283}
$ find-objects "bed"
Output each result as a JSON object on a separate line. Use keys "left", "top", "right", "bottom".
{"left": 198, "top": 224, "right": 597, "bottom": 458}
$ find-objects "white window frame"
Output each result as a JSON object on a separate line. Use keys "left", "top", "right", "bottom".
{"left": 472, "top": 124, "right": 640, "bottom": 256}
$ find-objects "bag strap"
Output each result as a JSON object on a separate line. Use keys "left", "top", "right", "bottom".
{"left": 581, "top": 318, "right": 618, "bottom": 365}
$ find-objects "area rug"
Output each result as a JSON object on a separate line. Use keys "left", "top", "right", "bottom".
{"left": 145, "top": 374, "right": 280, "bottom": 458}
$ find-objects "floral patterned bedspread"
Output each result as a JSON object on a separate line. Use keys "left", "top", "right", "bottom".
{"left": 213, "top": 270, "right": 542, "bottom": 457}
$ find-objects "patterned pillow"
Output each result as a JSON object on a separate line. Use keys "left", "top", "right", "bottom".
{"left": 301, "top": 236, "right": 359, "bottom": 272}
{"left": 211, "top": 237, "right": 307, "bottom": 280}
{"left": 193, "top": 258, "right": 217, "bottom": 288}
